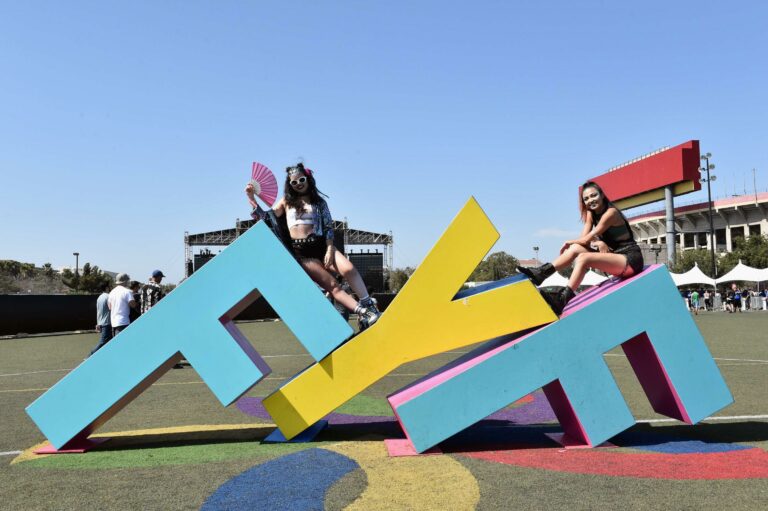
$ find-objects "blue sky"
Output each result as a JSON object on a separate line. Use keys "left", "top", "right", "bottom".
{"left": 2, "top": 1, "right": 767, "bottom": 284}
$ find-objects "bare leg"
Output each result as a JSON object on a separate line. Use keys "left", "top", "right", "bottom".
{"left": 301, "top": 259, "right": 359, "bottom": 312}
{"left": 568, "top": 252, "right": 636, "bottom": 290}
{"left": 552, "top": 244, "right": 589, "bottom": 271}
{"left": 330, "top": 251, "right": 369, "bottom": 299}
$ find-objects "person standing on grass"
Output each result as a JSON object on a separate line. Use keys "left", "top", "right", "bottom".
{"left": 141, "top": 270, "right": 166, "bottom": 313}
{"left": 108, "top": 273, "right": 136, "bottom": 336}
{"left": 88, "top": 282, "right": 113, "bottom": 356}
{"left": 731, "top": 283, "right": 742, "bottom": 313}
{"left": 690, "top": 289, "right": 700, "bottom": 315}
{"left": 128, "top": 281, "right": 142, "bottom": 322}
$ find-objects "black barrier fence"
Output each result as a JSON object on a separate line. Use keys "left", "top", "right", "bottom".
{"left": 0, "top": 293, "right": 397, "bottom": 336}
{"left": 0, "top": 294, "right": 99, "bottom": 335}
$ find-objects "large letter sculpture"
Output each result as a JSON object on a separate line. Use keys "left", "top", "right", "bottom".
{"left": 263, "top": 198, "right": 557, "bottom": 439}
{"left": 388, "top": 264, "right": 734, "bottom": 452}
{"left": 27, "top": 198, "right": 733, "bottom": 454}
{"left": 26, "top": 222, "right": 353, "bottom": 450}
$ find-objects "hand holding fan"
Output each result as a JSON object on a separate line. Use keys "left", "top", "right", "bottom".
{"left": 249, "top": 162, "right": 279, "bottom": 207}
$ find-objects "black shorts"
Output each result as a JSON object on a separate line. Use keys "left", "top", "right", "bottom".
{"left": 291, "top": 235, "right": 327, "bottom": 261}
{"left": 615, "top": 244, "right": 644, "bottom": 276}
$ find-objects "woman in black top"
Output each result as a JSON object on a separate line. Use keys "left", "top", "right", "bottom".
{"left": 519, "top": 181, "right": 644, "bottom": 315}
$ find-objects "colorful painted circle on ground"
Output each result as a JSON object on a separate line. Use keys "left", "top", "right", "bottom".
{"left": 14, "top": 392, "right": 767, "bottom": 511}
{"left": 238, "top": 392, "right": 768, "bottom": 481}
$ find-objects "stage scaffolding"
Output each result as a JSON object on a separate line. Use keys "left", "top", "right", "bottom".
{"left": 184, "top": 218, "right": 393, "bottom": 278}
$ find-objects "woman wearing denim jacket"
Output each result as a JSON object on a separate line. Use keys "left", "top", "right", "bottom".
{"left": 246, "top": 163, "right": 380, "bottom": 330}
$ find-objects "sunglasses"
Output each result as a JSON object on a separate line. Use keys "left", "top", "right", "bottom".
{"left": 290, "top": 176, "right": 307, "bottom": 186}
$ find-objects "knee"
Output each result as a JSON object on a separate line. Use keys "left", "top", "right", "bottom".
{"left": 574, "top": 253, "right": 590, "bottom": 265}
{"left": 337, "top": 260, "right": 355, "bottom": 276}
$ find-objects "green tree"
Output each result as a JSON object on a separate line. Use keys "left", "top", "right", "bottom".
{"left": 19, "top": 262, "right": 35, "bottom": 279}
{"left": 42, "top": 263, "right": 55, "bottom": 279}
{"left": 161, "top": 283, "right": 176, "bottom": 295}
{"left": 387, "top": 267, "right": 415, "bottom": 292}
{"left": 0, "top": 260, "right": 21, "bottom": 279}
{"left": 0, "top": 274, "right": 20, "bottom": 293}
{"left": 670, "top": 249, "right": 716, "bottom": 277}
{"left": 61, "top": 263, "right": 113, "bottom": 293}
{"left": 468, "top": 251, "right": 519, "bottom": 282}
{"left": 718, "top": 234, "right": 768, "bottom": 275}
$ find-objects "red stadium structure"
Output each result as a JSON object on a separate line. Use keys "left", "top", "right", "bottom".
{"left": 587, "top": 140, "right": 701, "bottom": 210}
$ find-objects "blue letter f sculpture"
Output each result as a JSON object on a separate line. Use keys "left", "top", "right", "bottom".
{"left": 26, "top": 222, "right": 353, "bottom": 451}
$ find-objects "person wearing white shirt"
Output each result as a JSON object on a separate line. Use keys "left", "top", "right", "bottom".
{"left": 108, "top": 273, "right": 137, "bottom": 336}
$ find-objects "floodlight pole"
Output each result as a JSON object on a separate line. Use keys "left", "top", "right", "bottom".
{"left": 73, "top": 252, "right": 80, "bottom": 277}
{"left": 700, "top": 153, "right": 717, "bottom": 281}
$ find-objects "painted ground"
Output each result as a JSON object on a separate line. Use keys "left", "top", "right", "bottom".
{"left": 1, "top": 314, "right": 767, "bottom": 510}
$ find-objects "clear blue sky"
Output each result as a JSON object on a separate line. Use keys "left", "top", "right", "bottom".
{"left": 2, "top": 1, "right": 767, "bottom": 284}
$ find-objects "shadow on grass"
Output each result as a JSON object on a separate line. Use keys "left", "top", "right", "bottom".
{"left": 94, "top": 425, "right": 277, "bottom": 452}
{"left": 316, "top": 420, "right": 402, "bottom": 442}
{"left": 616, "top": 421, "right": 768, "bottom": 447}
{"left": 87, "top": 419, "right": 767, "bottom": 454}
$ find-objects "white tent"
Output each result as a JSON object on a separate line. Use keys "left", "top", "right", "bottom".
{"left": 581, "top": 270, "right": 609, "bottom": 286}
{"left": 669, "top": 262, "right": 716, "bottom": 287}
{"left": 538, "top": 272, "right": 570, "bottom": 288}
{"left": 716, "top": 260, "right": 766, "bottom": 284}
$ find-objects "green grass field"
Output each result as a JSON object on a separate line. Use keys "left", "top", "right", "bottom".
{"left": 1, "top": 314, "right": 767, "bottom": 510}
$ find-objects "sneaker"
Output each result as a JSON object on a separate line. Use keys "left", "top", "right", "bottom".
{"left": 357, "top": 304, "right": 381, "bottom": 332}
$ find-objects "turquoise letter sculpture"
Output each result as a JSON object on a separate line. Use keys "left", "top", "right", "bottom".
{"left": 388, "top": 265, "right": 734, "bottom": 453}
{"left": 26, "top": 222, "right": 353, "bottom": 450}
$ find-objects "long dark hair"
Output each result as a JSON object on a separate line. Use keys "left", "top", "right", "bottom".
{"left": 579, "top": 181, "right": 628, "bottom": 224}
{"left": 284, "top": 163, "right": 328, "bottom": 213}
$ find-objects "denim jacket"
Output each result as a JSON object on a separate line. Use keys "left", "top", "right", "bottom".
{"left": 251, "top": 198, "right": 334, "bottom": 240}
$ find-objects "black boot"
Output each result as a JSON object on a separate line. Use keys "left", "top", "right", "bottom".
{"left": 518, "top": 263, "right": 556, "bottom": 286}
{"left": 540, "top": 286, "right": 576, "bottom": 316}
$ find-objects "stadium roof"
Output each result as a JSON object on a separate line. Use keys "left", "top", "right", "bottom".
{"left": 628, "top": 192, "right": 768, "bottom": 223}
{"left": 186, "top": 219, "right": 392, "bottom": 246}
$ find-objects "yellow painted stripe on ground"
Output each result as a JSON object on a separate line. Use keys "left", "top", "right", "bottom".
{"left": 326, "top": 442, "right": 480, "bottom": 511}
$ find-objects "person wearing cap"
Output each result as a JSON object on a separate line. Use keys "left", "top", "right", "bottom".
{"left": 108, "top": 273, "right": 137, "bottom": 336}
{"left": 140, "top": 270, "right": 166, "bottom": 314}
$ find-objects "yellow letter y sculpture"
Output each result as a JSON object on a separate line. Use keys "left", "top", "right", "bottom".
{"left": 263, "top": 197, "right": 557, "bottom": 439}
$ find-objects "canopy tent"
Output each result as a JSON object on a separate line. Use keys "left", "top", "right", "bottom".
{"left": 537, "top": 270, "right": 607, "bottom": 288}
{"left": 539, "top": 272, "right": 570, "bottom": 288}
{"left": 716, "top": 260, "right": 767, "bottom": 284}
{"left": 669, "top": 262, "right": 716, "bottom": 287}
{"left": 581, "top": 270, "right": 609, "bottom": 286}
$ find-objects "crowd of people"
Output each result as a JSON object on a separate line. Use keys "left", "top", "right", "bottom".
{"left": 682, "top": 282, "right": 768, "bottom": 315}
{"left": 89, "top": 270, "right": 166, "bottom": 356}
